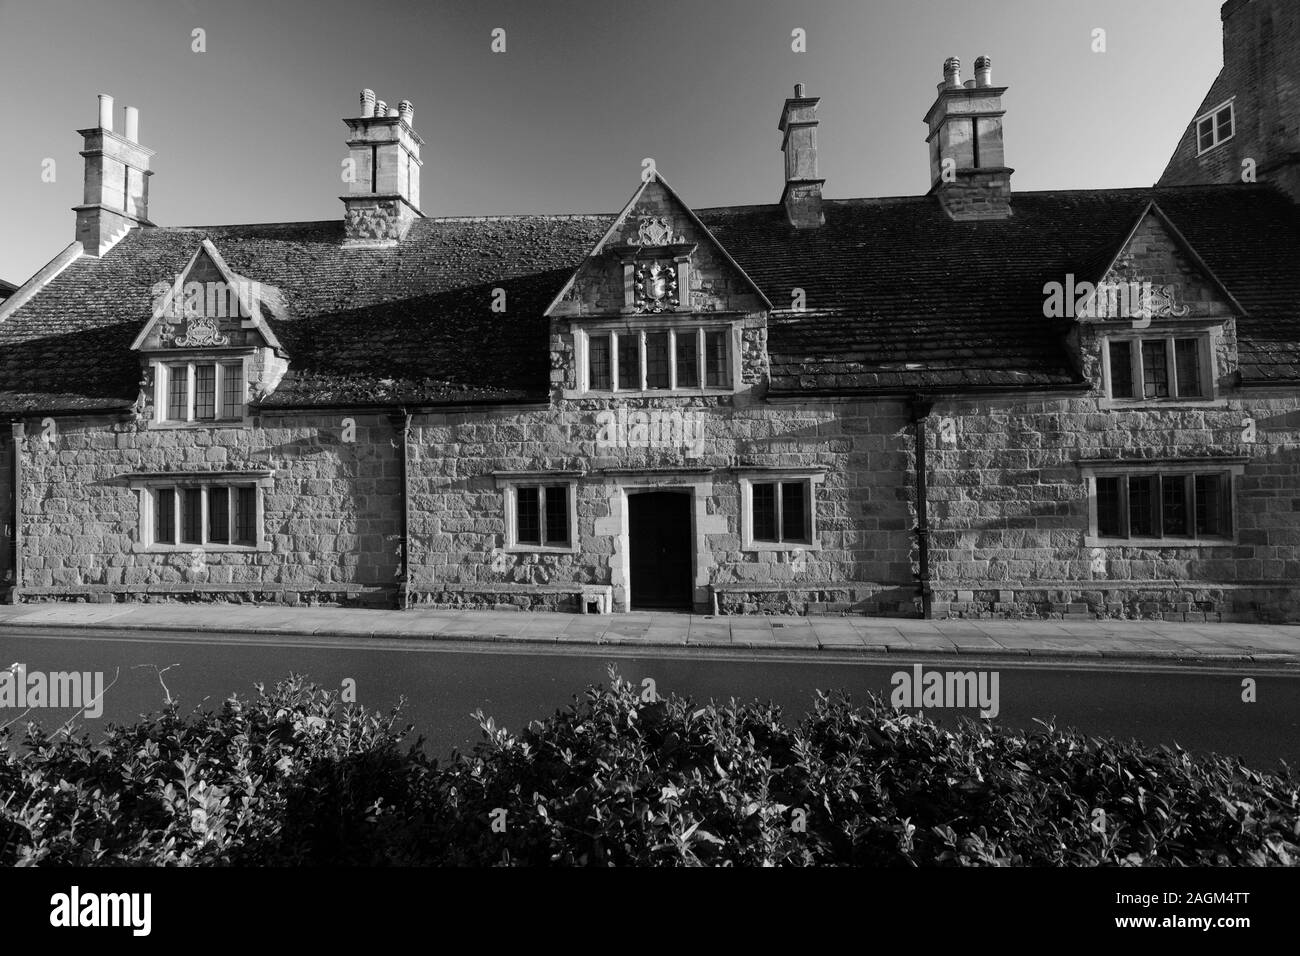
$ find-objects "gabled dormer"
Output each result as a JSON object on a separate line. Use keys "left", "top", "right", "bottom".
{"left": 1071, "top": 202, "right": 1246, "bottom": 407}
{"left": 130, "top": 240, "right": 288, "bottom": 426}
{"left": 546, "top": 173, "right": 772, "bottom": 400}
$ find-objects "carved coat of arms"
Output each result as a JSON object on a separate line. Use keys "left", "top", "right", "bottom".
{"left": 634, "top": 261, "right": 678, "bottom": 312}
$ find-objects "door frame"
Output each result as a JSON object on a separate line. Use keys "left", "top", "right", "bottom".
{"left": 626, "top": 487, "right": 694, "bottom": 611}
{"left": 606, "top": 475, "right": 722, "bottom": 613}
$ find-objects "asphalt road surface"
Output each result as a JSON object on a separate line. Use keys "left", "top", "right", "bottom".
{"left": 2, "top": 628, "right": 1297, "bottom": 771}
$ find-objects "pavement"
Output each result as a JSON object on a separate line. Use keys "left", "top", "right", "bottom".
{"left": 1, "top": 602, "right": 1298, "bottom": 666}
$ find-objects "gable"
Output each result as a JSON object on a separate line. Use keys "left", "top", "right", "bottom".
{"left": 546, "top": 175, "right": 771, "bottom": 318}
{"left": 1080, "top": 203, "right": 1245, "bottom": 325}
{"left": 131, "top": 240, "right": 284, "bottom": 353}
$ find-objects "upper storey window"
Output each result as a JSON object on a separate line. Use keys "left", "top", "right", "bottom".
{"left": 1196, "top": 101, "right": 1235, "bottom": 155}
{"left": 582, "top": 325, "right": 733, "bottom": 394}
{"left": 158, "top": 359, "right": 247, "bottom": 423}
{"left": 1104, "top": 333, "right": 1211, "bottom": 402}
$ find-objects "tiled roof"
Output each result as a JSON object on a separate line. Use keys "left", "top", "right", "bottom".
{"left": 0, "top": 184, "right": 1297, "bottom": 414}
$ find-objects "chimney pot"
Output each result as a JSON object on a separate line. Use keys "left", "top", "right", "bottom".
{"left": 375, "top": 99, "right": 387, "bottom": 117}
{"left": 97, "top": 93, "right": 114, "bottom": 131}
{"left": 360, "top": 88, "right": 376, "bottom": 118}
{"left": 124, "top": 106, "right": 139, "bottom": 143}
{"left": 398, "top": 99, "right": 414, "bottom": 125}
{"left": 794, "top": 82, "right": 805, "bottom": 98}
{"left": 974, "top": 55, "right": 993, "bottom": 87}
{"left": 964, "top": 79, "right": 977, "bottom": 89}
{"left": 943, "top": 56, "right": 962, "bottom": 88}
{"left": 386, "top": 106, "right": 399, "bottom": 117}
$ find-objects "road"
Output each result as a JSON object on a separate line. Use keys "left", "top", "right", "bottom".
{"left": 2, "top": 628, "right": 1297, "bottom": 770}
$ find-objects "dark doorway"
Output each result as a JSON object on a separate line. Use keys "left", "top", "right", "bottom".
{"left": 628, "top": 491, "right": 693, "bottom": 610}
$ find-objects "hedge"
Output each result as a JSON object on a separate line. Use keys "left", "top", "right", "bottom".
{"left": 2, "top": 669, "right": 1296, "bottom": 866}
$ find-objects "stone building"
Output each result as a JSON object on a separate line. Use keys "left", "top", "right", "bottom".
{"left": 1, "top": 0, "right": 1298, "bottom": 622}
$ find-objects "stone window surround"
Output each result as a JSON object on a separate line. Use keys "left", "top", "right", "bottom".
{"left": 1195, "top": 98, "right": 1236, "bottom": 156}
{"left": 1079, "top": 458, "right": 1246, "bottom": 549}
{"left": 149, "top": 350, "right": 253, "bottom": 428}
{"left": 127, "top": 470, "right": 273, "bottom": 553}
{"left": 1098, "top": 324, "right": 1223, "bottom": 408}
{"left": 738, "top": 469, "right": 826, "bottom": 552}
{"left": 568, "top": 314, "right": 742, "bottom": 397}
{"left": 494, "top": 473, "right": 580, "bottom": 554}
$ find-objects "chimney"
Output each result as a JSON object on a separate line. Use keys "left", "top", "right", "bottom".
{"left": 924, "top": 55, "right": 1013, "bottom": 221}
{"left": 73, "top": 94, "right": 155, "bottom": 256}
{"left": 778, "top": 83, "right": 825, "bottom": 229}
{"left": 341, "top": 89, "right": 424, "bottom": 246}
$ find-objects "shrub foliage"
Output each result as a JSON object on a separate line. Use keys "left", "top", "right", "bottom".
{"left": 2, "top": 669, "right": 1296, "bottom": 866}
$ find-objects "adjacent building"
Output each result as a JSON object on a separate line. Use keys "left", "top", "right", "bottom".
{"left": 1, "top": 0, "right": 1298, "bottom": 622}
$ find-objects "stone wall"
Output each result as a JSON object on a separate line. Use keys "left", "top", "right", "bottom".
{"left": 14, "top": 411, "right": 401, "bottom": 604}
{"left": 403, "top": 397, "right": 917, "bottom": 613}
{"left": 10, "top": 383, "right": 1300, "bottom": 621}
{"left": 0, "top": 429, "right": 14, "bottom": 601}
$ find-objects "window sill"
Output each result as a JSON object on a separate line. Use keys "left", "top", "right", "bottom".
{"left": 1085, "top": 536, "right": 1235, "bottom": 549}
{"left": 504, "top": 544, "right": 578, "bottom": 555}
{"left": 152, "top": 419, "right": 251, "bottom": 429}
{"left": 742, "top": 541, "right": 820, "bottom": 553}
{"left": 1101, "top": 398, "right": 1226, "bottom": 411}
{"left": 577, "top": 388, "right": 733, "bottom": 398}
{"left": 133, "top": 542, "right": 271, "bottom": 553}
{"left": 1195, "top": 135, "right": 1234, "bottom": 158}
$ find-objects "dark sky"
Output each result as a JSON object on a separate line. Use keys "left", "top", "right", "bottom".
{"left": 0, "top": 0, "right": 1225, "bottom": 283}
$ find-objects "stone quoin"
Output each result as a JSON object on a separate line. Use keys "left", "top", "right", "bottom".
{"left": 1, "top": 0, "right": 1299, "bottom": 622}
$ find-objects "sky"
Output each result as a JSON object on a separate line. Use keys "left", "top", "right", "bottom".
{"left": 0, "top": 0, "right": 1227, "bottom": 284}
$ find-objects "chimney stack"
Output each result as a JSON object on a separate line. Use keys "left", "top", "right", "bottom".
{"left": 74, "top": 93, "right": 154, "bottom": 256}
{"left": 778, "top": 82, "right": 826, "bottom": 229}
{"left": 341, "top": 90, "right": 424, "bottom": 246}
{"left": 924, "top": 55, "right": 1013, "bottom": 221}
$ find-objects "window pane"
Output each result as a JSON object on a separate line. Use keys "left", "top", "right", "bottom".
{"left": 1108, "top": 341, "right": 1134, "bottom": 399}
{"left": 516, "top": 487, "right": 541, "bottom": 545}
{"left": 1128, "top": 476, "right": 1158, "bottom": 537}
{"left": 1141, "top": 340, "right": 1169, "bottom": 399}
{"left": 646, "top": 332, "right": 670, "bottom": 389}
{"left": 1096, "top": 476, "right": 1123, "bottom": 537}
{"left": 676, "top": 330, "right": 699, "bottom": 388}
{"left": 181, "top": 488, "right": 203, "bottom": 544}
{"left": 167, "top": 365, "right": 188, "bottom": 421}
{"left": 1174, "top": 339, "right": 1202, "bottom": 398}
{"left": 221, "top": 363, "right": 243, "bottom": 418}
{"left": 155, "top": 488, "right": 176, "bottom": 544}
{"left": 1216, "top": 108, "right": 1233, "bottom": 141}
{"left": 235, "top": 486, "right": 257, "bottom": 545}
{"left": 588, "top": 335, "right": 611, "bottom": 390}
{"left": 1195, "top": 474, "right": 1229, "bottom": 536}
{"left": 544, "top": 485, "right": 570, "bottom": 546}
{"left": 1198, "top": 117, "right": 1215, "bottom": 151}
{"left": 705, "top": 330, "right": 728, "bottom": 387}
{"left": 208, "top": 486, "right": 230, "bottom": 544}
{"left": 617, "top": 334, "right": 640, "bottom": 390}
{"left": 194, "top": 364, "right": 216, "bottom": 420}
{"left": 781, "top": 482, "right": 807, "bottom": 542}
{"left": 752, "top": 482, "right": 778, "bottom": 542}
{"left": 1162, "top": 475, "right": 1189, "bottom": 537}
